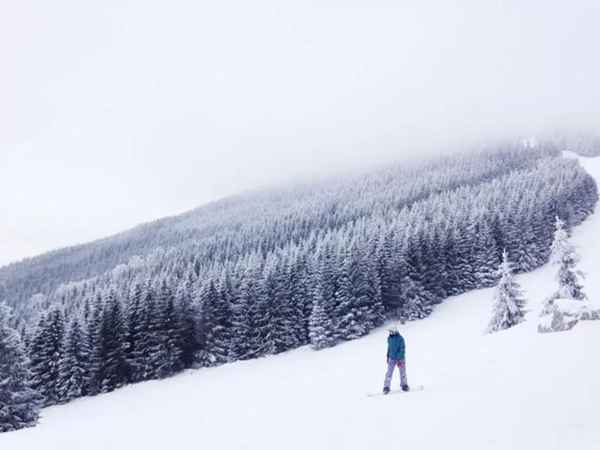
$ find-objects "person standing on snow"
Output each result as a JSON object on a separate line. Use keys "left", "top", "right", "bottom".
{"left": 383, "top": 326, "right": 409, "bottom": 395}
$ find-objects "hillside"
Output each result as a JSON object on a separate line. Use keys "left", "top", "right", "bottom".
{"left": 0, "top": 142, "right": 597, "bottom": 420}
{"left": 2, "top": 156, "right": 599, "bottom": 449}
{"left": 0, "top": 143, "right": 594, "bottom": 314}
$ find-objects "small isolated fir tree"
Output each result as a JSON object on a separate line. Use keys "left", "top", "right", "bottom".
{"left": 486, "top": 250, "right": 527, "bottom": 333}
{"left": 0, "top": 305, "right": 42, "bottom": 433}
{"left": 550, "top": 216, "right": 586, "bottom": 300}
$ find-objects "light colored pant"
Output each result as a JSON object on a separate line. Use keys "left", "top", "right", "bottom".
{"left": 383, "top": 358, "right": 407, "bottom": 389}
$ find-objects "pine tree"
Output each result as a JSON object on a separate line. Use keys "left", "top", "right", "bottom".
{"left": 29, "top": 308, "right": 65, "bottom": 406}
{"left": 161, "top": 293, "right": 184, "bottom": 376}
{"left": 363, "top": 242, "right": 386, "bottom": 329}
{"left": 550, "top": 216, "right": 586, "bottom": 300}
{"left": 332, "top": 249, "right": 356, "bottom": 341}
{"left": 124, "top": 281, "right": 145, "bottom": 382}
{"left": 270, "top": 259, "right": 299, "bottom": 353}
{"left": 453, "top": 222, "right": 477, "bottom": 293}
{"left": 196, "top": 278, "right": 231, "bottom": 367}
{"left": 288, "top": 251, "right": 312, "bottom": 346}
{"left": 247, "top": 278, "right": 273, "bottom": 358}
{"left": 228, "top": 268, "right": 256, "bottom": 361}
{"left": 57, "top": 318, "right": 90, "bottom": 402}
{"left": 380, "top": 235, "right": 410, "bottom": 316}
{"left": 471, "top": 218, "right": 500, "bottom": 287}
{"left": 486, "top": 250, "right": 527, "bottom": 333}
{"left": 308, "top": 285, "right": 335, "bottom": 350}
{"left": 398, "top": 276, "right": 433, "bottom": 321}
{"left": 512, "top": 206, "right": 540, "bottom": 272}
{"left": 175, "top": 276, "right": 198, "bottom": 369}
{"left": 98, "top": 291, "right": 128, "bottom": 392}
{"left": 335, "top": 244, "right": 379, "bottom": 340}
{"left": 141, "top": 285, "right": 168, "bottom": 380}
{"left": 254, "top": 262, "right": 278, "bottom": 355}
{"left": 422, "top": 224, "right": 448, "bottom": 300}
{"left": 143, "top": 282, "right": 169, "bottom": 379}
{"left": 86, "top": 296, "right": 104, "bottom": 395}
{"left": 0, "top": 305, "right": 42, "bottom": 433}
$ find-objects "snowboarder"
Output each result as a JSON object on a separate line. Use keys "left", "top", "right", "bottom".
{"left": 383, "top": 326, "right": 409, "bottom": 395}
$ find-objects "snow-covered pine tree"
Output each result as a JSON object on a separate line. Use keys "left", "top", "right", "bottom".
{"left": 382, "top": 235, "right": 414, "bottom": 317}
{"left": 56, "top": 318, "right": 90, "bottom": 402}
{"left": 0, "top": 304, "right": 42, "bottom": 433}
{"left": 332, "top": 248, "right": 356, "bottom": 341}
{"left": 360, "top": 237, "right": 385, "bottom": 330}
{"left": 452, "top": 222, "right": 477, "bottom": 294}
{"left": 422, "top": 223, "right": 448, "bottom": 300}
{"left": 144, "top": 281, "right": 170, "bottom": 379}
{"left": 124, "top": 281, "right": 145, "bottom": 382}
{"left": 308, "top": 282, "right": 335, "bottom": 350}
{"left": 378, "top": 229, "right": 402, "bottom": 315}
{"left": 160, "top": 292, "right": 184, "bottom": 377}
{"left": 98, "top": 291, "right": 128, "bottom": 392}
{"left": 175, "top": 273, "right": 199, "bottom": 369}
{"left": 550, "top": 216, "right": 586, "bottom": 300}
{"left": 29, "top": 308, "right": 65, "bottom": 406}
{"left": 338, "top": 241, "right": 382, "bottom": 340}
{"left": 273, "top": 258, "right": 300, "bottom": 353}
{"left": 391, "top": 233, "right": 434, "bottom": 321}
{"left": 288, "top": 250, "right": 312, "bottom": 346}
{"left": 398, "top": 276, "right": 433, "bottom": 321}
{"left": 248, "top": 278, "right": 273, "bottom": 358}
{"left": 512, "top": 204, "right": 540, "bottom": 272}
{"left": 85, "top": 295, "right": 104, "bottom": 395}
{"left": 257, "top": 259, "right": 293, "bottom": 355}
{"left": 316, "top": 243, "right": 338, "bottom": 320}
{"left": 442, "top": 222, "right": 461, "bottom": 296}
{"left": 471, "top": 218, "right": 500, "bottom": 287}
{"left": 131, "top": 286, "right": 159, "bottom": 381}
{"left": 196, "top": 280, "right": 220, "bottom": 366}
{"left": 196, "top": 276, "right": 232, "bottom": 367}
{"left": 486, "top": 250, "right": 527, "bottom": 333}
{"left": 228, "top": 264, "right": 257, "bottom": 361}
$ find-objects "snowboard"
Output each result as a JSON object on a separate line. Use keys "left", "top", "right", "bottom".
{"left": 367, "top": 385, "right": 424, "bottom": 398}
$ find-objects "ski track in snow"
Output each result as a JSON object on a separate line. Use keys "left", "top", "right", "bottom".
{"left": 3, "top": 154, "right": 600, "bottom": 450}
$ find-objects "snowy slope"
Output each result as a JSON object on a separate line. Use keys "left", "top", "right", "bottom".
{"left": 3, "top": 155, "right": 600, "bottom": 450}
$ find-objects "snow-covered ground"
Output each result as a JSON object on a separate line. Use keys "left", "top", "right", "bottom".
{"left": 3, "top": 155, "right": 600, "bottom": 450}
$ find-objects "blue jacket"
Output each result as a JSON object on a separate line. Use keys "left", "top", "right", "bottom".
{"left": 387, "top": 333, "right": 405, "bottom": 360}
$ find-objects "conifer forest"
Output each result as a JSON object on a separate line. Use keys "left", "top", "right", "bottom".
{"left": 0, "top": 142, "right": 598, "bottom": 414}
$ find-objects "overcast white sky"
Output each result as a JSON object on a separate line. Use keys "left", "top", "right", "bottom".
{"left": 2, "top": 1, "right": 600, "bottom": 266}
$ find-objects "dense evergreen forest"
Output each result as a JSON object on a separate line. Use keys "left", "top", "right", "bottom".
{"left": 1, "top": 141, "right": 598, "bottom": 419}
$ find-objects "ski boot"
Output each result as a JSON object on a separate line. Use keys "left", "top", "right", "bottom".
{"left": 401, "top": 384, "right": 409, "bottom": 392}
{"left": 383, "top": 387, "right": 390, "bottom": 395}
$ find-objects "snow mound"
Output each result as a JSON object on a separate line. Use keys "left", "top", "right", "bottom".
{"left": 538, "top": 296, "right": 600, "bottom": 333}
{"left": 538, "top": 298, "right": 589, "bottom": 333}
